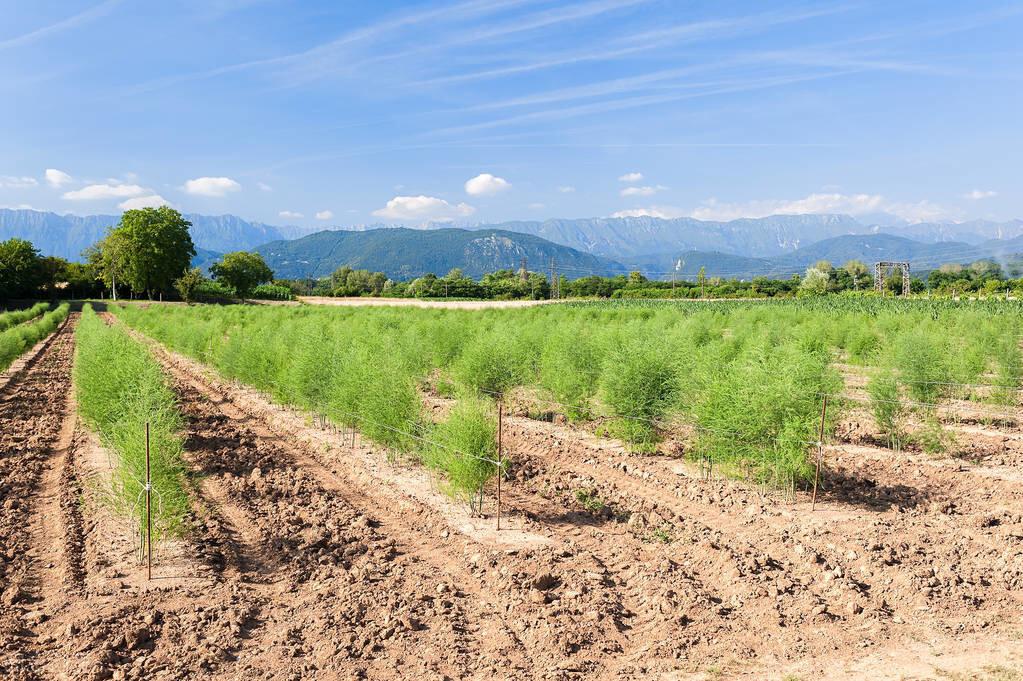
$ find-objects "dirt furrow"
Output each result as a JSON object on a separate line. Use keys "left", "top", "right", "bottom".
{"left": 496, "top": 407, "right": 1023, "bottom": 668}
{"left": 134, "top": 327, "right": 849, "bottom": 676}
{"left": 0, "top": 315, "right": 78, "bottom": 680}
{"left": 134, "top": 332, "right": 639, "bottom": 678}
{"left": 167, "top": 369, "right": 512, "bottom": 679}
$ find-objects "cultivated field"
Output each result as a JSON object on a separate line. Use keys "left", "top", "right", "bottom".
{"left": 1, "top": 299, "right": 1021, "bottom": 680}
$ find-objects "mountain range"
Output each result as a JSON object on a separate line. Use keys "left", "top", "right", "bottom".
{"left": 0, "top": 209, "right": 318, "bottom": 261}
{"left": 2, "top": 208, "right": 1022, "bottom": 281}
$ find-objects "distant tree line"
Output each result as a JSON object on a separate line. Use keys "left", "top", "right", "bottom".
{"left": 4, "top": 216, "right": 1023, "bottom": 304}
{"left": 275, "top": 256, "right": 1023, "bottom": 301}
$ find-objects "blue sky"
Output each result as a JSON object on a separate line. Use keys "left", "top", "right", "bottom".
{"left": 1, "top": 0, "right": 1020, "bottom": 227}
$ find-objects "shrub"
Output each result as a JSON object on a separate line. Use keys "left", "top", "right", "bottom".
{"left": 893, "top": 330, "right": 946, "bottom": 404}
{"left": 251, "top": 283, "right": 294, "bottom": 301}
{"left": 539, "top": 326, "right": 604, "bottom": 421}
{"left": 915, "top": 412, "right": 955, "bottom": 456}
{"left": 194, "top": 279, "right": 235, "bottom": 302}
{"left": 690, "top": 340, "right": 838, "bottom": 486}
{"left": 868, "top": 370, "right": 905, "bottom": 450}
{"left": 453, "top": 327, "right": 533, "bottom": 396}
{"left": 599, "top": 338, "right": 678, "bottom": 446}
{"left": 422, "top": 398, "right": 499, "bottom": 513}
{"left": 991, "top": 337, "right": 1022, "bottom": 406}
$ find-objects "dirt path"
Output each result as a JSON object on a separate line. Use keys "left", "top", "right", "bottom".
{"left": 0, "top": 314, "right": 78, "bottom": 679}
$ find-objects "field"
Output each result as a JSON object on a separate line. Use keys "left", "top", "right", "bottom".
{"left": 0, "top": 298, "right": 1021, "bottom": 680}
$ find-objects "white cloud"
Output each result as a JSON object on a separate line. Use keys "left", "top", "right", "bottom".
{"left": 528, "top": 202, "right": 545, "bottom": 210}
{"left": 618, "top": 172, "right": 643, "bottom": 183}
{"left": 119, "top": 194, "right": 169, "bottom": 210}
{"left": 465, "top": 172, "right": 511, "bottom": 196}
{"left": 257, "top": 181, "right": 273, "bottom": 192}
{"left": 0, "top": 176, "right": 39, "bottom": 188}
{"left": 183, "top": 176, "right": 241, "bottom": 197}
{"left": 557, "top": 185, "right": 575, "bottom": 193}
{"left": 63, "top": 183, "right": 146, "bottom": 200}
{"left": 372, "top": 195, "right": 475, "bottom": 221}
{"left": 44, "top": 168, "right": 73, "bottom": 188}
{"left": 315, "top": 210, "right": 334, "bottom": 220}
{"left": 965, "top": 189, "right": 997, "bottom": 200}
{"left": 611, "top": 206, "right": 685, "bottom": 219}
{"left": 279, "top": 210, "right": 304, "bottom": 219}
{"left": 620, "top": 185, "right": 666, "bottom": 197}
{"left": 687, "top": 192, "right": 949, "bottom": 223}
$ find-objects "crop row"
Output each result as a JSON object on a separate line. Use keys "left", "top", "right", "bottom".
{"left": 73, "top": 306, "right": 189, "bottom": 540}
{"left": 111, "top": 305, "right": 503, "bottom": 509}
{"left": 108, "top": 299, "right": 1023, "bottom": 489}
{"left": 0, "top": 301, "right": 50, "bottom": 332}
{"left": 0, "top": 303, "right": 69, "bottom": 373}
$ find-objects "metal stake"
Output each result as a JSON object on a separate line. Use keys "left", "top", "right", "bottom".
{"left": 497, "top": 402, "right": 503, "bottom": 531}
{"left": 146, "top": 421, "right": 152, "bottom": 580}
{"left": 811, "top": 395, "right": 828, "bottom": 511}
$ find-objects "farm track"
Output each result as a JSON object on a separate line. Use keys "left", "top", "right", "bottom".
{"left": 0, "top": 314, "right": 77, "bottom": 680}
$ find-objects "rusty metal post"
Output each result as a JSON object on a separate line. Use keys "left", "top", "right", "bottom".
{"left": 811, "top": 395, "right": 828, "bottom": 511}
{"left": 497, "top": 402, "right": 503, "bottom": 531}
{"left": 146, "top": 421, "right": 152, "bottom": 580}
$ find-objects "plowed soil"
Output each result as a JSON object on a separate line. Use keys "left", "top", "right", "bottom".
{"left": 1, "top": 316, "right": 1021, "bottom": 680}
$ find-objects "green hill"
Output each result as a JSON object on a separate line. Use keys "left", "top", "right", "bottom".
{"left": 255, "top": 227, "right": 629, "bottom": 280}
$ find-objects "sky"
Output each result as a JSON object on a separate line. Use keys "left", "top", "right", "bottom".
{"left": 0, "top": 0, "right": 1021, "bottom": 227}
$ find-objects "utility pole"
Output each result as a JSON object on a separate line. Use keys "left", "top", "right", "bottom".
{"left": 549, "top": 258, "right": 559, "bottom": 300}
{"left": 519, "top": 257, "right": 528, "bottom": 284}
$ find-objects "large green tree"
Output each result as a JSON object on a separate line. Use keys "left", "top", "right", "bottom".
{"left": 87, "top": 207, "right": 195, "bottom": 298}
{"left": 210, "top": 251, "right": 274, "bottom": 298}
{"left": 0, "top": 238, "right": 44, "bottom": 301}
{"left": 119, "top": 207, "right": 195, "bottom": 297}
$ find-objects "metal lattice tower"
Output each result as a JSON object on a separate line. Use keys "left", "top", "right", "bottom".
{"left": 874, "top": 261, "right": 911, "bottom": 296}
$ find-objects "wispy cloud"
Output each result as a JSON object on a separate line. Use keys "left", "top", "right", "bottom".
{"left": 0, "top": 0, "right": 123, "bottom": 51}
{"left": 427, "top": 71, "right": 859, "bottom": 137}
{"left": 63, "top": 182, "right": 146, "bottom": 200}
{"left": 128, "top": 0, "right": 546, "bottom": 93}
{"left": 0, "top": 176, "right": 39, "bottom": 189}
{"left": 688, "top": 193, "right": 949, "bottom": 223}
{"left": 965, "top": 189, "right": 997, "bottom": 200}
{"left": 621, "top": 185, "right": 665, "bottom": 197}
{"left": 413, "top": 4, "right": 853, "bottom": 87}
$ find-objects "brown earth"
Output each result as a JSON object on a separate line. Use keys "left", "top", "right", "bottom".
{"left": 0, "top": 315, "right": 1020, "bottom": 680}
